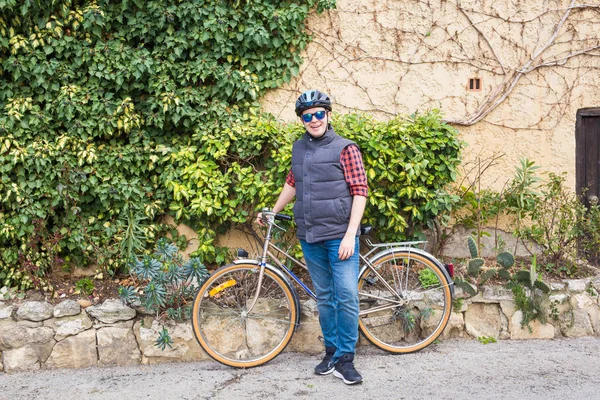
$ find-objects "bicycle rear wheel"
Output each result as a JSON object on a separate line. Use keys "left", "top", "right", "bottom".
{"left": 358, "top": 250, "right": 452, "bottom": 353}
{"left": 191, "top": 263, "right": 298, "bottom": 368}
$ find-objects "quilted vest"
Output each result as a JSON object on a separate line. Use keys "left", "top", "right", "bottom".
{"left": 291, "top": 127, "right": 358, "bottom": 243}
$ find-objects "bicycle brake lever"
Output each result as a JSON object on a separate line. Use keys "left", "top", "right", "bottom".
{"left": 272, "top": 221, "right": 287, "bottom": 232}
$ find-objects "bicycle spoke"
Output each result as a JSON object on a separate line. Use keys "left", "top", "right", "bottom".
{"left": 358, "top": 251, "right": 452, "bottom": 353}
{"left": 362, "top": 261, "right": 403, "bottom": 299}
{"left": 192, "top": 263, "right": 297, "bottom": 367}
{"left": 359, "top": 291, "right": 402, "bottom": 301}
{"left": 246, "top": 315, "right": 294, "bottom": 325}
{"left": 359, "top": 302, "right": 404, "bottom": 315}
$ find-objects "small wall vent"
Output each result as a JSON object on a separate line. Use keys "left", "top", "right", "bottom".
{"left": 468, "top": 77, "right": 482, "bottom": 92}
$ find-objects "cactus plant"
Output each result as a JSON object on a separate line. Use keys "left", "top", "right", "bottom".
{"left": 497, "top": 268, "right": 512, "bottom": 280}
{"left": 512, "top": 255, "right": 550, "bottom": 294}
{"left": 453, "top": 276, "right": 477, "bottom": 296}
{"left": 464, "top": 236, "right": 518, "bottom": 286}
{"left": 467, "top": 258, "right": 485, "bottom": 276}
{"left": 496, "top": 251, "right": 515, "bottom": 269}
{"left": 463, "top": 236, "right": 520, "bottom": 294}
{"left": 467, "top": 236, "right": 478, "bottom": 258}
{"left": 479, "top": 268, "right": 497, "bottom": 284}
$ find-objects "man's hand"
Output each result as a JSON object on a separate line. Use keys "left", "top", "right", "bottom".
{"left": 257, "top": 183, "right": 296, "bottom": 228}
{"left": 255, "top": 212, "right": 266, "bottom": 227}
{"left": 338, "top": 233, "right": 356, "bottom": 260}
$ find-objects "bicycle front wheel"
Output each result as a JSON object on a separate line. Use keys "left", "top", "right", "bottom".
{"left": 191, "top": 263, "right": 298, "bottom": 368}
{"left": 358, "top": 251, "right": 452, "bottom": 353}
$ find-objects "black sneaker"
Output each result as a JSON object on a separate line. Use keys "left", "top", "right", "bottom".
{"left": 314, "top": 346, "right": 336, "bottom": 375}
{"left": 333, "top": 353, "right": 363, "bottom": 385}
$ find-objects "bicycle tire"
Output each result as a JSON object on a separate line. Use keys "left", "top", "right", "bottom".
{"left": 358, "top": 250, "right": 452, "bottom": 353}
{"left": 191, "top": 263, "right": 298, "bottom": 368}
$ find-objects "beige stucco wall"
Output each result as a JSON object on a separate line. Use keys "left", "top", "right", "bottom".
{"left": 261, "top": 0, "right": 600, "bottom": 191}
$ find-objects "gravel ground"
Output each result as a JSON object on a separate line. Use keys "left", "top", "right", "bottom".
{"left": 1, "top": 337, "right": 599, "bottom": 400}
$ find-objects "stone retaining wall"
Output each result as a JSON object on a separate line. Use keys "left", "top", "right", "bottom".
{"left": 1, "top": 278, "right": 599, "bottom": 373}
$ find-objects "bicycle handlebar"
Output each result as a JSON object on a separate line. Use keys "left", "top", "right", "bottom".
{"left": 275, "top": 213, "right": 292, "bottom": 221}
{"left": 260, "top": 209, "right": 293, "bottom": 223}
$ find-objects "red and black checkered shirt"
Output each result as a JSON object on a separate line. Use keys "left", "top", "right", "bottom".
{"left": 285, "top": 144, "right": 369, "bottom": 197}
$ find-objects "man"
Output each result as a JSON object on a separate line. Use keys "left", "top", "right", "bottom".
{"left": 257, "top": 90, "right": 368, "bottom": 385}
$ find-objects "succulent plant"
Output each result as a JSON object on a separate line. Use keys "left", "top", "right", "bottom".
{"left": 467, "top": 236, "right": 478, "bottom": 259}
{"left": 496, "top": 251, "right": 515, "bottom": 269}
{"left": 468, "top": 258, "right": 485, "bottom": 276}
{"left": 465, "top": 237, "right": 517, "bottom": 285}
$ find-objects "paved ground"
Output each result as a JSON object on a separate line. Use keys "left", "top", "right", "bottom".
{"left": 1, "top": 337, "right": 599, "bottom": 400}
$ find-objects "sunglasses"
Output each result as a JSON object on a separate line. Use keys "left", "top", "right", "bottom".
{"left": 301, "top": 110, "right": 327, "bottom": 123}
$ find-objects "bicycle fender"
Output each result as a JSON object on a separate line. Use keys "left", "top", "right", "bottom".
{"left": 361, "top": 247, "right": 455, "bottom": 298}
{"left": 231, "top": 259, "right": 302, "bottom": 328}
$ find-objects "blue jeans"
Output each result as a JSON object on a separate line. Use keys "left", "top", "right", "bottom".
{"left": 300, "top": 237, "right": 359, "bottom": 361}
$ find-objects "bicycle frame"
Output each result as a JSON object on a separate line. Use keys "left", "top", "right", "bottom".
{"left": 244, "top": 211, "right": 454, "bottom": 315}
{"left": 193, "top": 211, "right": 456, "bottom": 365}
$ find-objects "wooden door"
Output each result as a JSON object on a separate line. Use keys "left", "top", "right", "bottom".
{"left": 576, "top": 108, "right": 600, "bottom": 206}
{"left": 576, "top": 108, "right": 600, "bottom": 265}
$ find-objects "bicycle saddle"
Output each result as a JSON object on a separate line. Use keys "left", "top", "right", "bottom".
{"left": 360, "top": 225, "right": 372, "bottom": 236}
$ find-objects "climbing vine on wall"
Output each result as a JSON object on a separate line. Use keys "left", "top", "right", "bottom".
{"left": 271, "top": 0, "right": 600, "bottom": 130}
{"left": 0, "top": 0, "right": 335, "bottom": 288}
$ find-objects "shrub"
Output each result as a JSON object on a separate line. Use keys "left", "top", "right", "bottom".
{"left": 579, "top": 198, "right": 600, "bottom": 267}
{"left": 337, "top": 111, "right": 463, "bottom": 241}
{"left": 168, "top": 110, "right": 464, "bottom": 245}
{"left": 506, "top": 255, "right": 550, "bottom": 331}
{"left": 430, "top": 155, "right": 539, "bottom": 257}
{"left": 519, "top": 173, "right": 586, "bottom": 275}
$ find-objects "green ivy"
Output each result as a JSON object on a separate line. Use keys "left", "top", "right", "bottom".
{"left": 0, "top": 0, "right": 335, "bottom": 288}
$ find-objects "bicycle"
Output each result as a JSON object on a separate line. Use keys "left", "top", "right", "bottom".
{"left": 191, "top": 210, "right": 454, "bottom": 368}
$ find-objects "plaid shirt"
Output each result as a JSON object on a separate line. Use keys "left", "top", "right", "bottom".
{"left": 286, "top": 144, "right": 369, "bottom": 197}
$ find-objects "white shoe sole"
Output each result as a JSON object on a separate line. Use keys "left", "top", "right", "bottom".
{"left": 315, "top": 367, "right": 335, "bottom": 375}
{"left": 333, "top": 370, "right": 362, "bottom": 385}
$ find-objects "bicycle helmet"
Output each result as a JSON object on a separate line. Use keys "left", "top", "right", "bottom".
{"left": 295, "top": 90, "right": 332, "bottom": 116}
